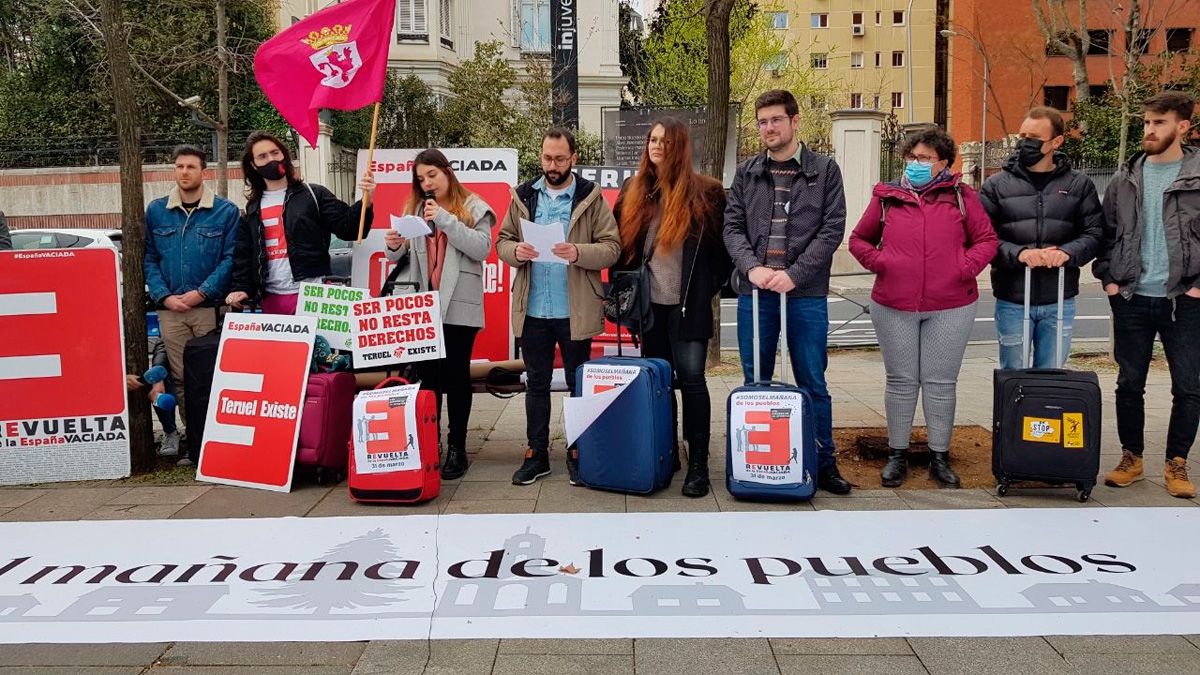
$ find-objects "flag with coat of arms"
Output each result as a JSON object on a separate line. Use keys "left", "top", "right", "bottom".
{"left": 254, "top": 0, "right": 397, "bottom": 147}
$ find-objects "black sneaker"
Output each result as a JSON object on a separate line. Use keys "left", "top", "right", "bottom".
{"left": 512, "top": 448, "right": 551, "bottom": 485}
{"left": 567, "top": 447, "right": 581, "bottom": 486}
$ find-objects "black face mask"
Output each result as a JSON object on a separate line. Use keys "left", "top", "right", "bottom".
{"left": 1017, "top": 138, "right": 1048, "bottom": 168}
{"left": 255, "top": 160, "right": 287, "bottom": 181}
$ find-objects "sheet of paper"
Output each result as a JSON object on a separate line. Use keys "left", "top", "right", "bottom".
{"left": 390, "top": 214, "right": 432, "bottom": 239}
{"left": 563, "top": 386, "right": 625, "bottom": 447}
{"left": 520, "top": 218, "right": 568, "bottom": 264}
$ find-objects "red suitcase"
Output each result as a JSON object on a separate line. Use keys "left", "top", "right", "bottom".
{"left": 348, "top": 377, "right": 441, "bottom": 504}
{"left": 295, "top": 372, "right": 356, "bottom": 484}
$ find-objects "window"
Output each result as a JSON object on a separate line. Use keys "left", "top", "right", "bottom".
{"left": 1088, "top": 84, "right": 1111, "bottom": 99}
{"left": 397, "top": 0, "right": 428, "bottom": 40}
{"left": 850, "top": 93, "right": 863, "bottom": 108}
{"left": 893, "top": 10, "right": 906, "bottom": 26}
{"left": 767, "top": 52, "right": 788, "bottom": 72}
{"left": 439, "top": 0, "right": 453, "bottom": 48}
{"left": 1087, "top": 29, "right": 1110, "bottom": 55}
{"left": 852, "top": 12, "right": 863, "bottom": 26}
{"left": 810, "top": 53, "right": 827, "bottom": 69}
{"left": 1167, "top": 28, "right": 1193, "bottom": 53}
{"left": 873, "top": 94, "right": 881, "bottom": 109}
{"left": 850, "top": 52, "right": 863, "bottom": 68}
{"left": 1128, "top": 28, "right": 1153, "bottom": 56}
{"left": 1044, "top": 85, "right": 1070, "bottom": 110}
{"left": 892, "top": 50, "right": 905, "bottom": 67}
{"left": 519, "top": 0, "right": 551, "bottom": 53}
{"left": 874, "top": 51, "right": 882, "bottom": 67}
{"left": 811, "top": 13, "right": 828, "bottom": 28}
{"left": 891, "top": 91, "right": 904, "bottom": 109}
{"left": 875, "top": 11, "right": 881, "bottom": 25}
{"left": 770, "top": 11, "right": 788, "bottom": 29}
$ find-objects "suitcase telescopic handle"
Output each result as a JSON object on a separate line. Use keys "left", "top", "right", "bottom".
{"left": 751, "top": 286, "right": 788, "bottom": 386}
{"left": 375, "top": 376, "right": 410, "bottom": 389}
{"left": 1022, "top": 266, "right": 1066, "bottom": 369}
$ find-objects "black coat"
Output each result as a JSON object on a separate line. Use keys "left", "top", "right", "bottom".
{"left": 231, "top": 181, "right": 372, "bottom": 300}
{"left": 613, "top": 178, "right": 731, "bottom": 341}
{"left": 979, "top": 153, "right": 1104, "bottom": 305}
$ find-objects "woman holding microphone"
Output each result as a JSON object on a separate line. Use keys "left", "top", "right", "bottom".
{"left": 383, "top": 148, "right": 496, "bottom": 480}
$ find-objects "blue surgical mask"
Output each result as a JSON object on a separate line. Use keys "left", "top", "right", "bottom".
{"left": 905, "top": 160, "right": 934, "bottom": 187}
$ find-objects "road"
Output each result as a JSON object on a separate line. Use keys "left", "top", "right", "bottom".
{"left": 717, "top": 285, "right": 1112, "bottom": 349}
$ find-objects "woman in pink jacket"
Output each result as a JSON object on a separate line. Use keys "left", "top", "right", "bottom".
{"left": 849, "top": 128, "right": 999, "bottom": 489}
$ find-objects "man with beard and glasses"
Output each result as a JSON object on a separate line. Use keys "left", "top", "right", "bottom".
{"left": 723, "top": 89, "right": 851, "bottom": 494}
{"left": 1094, "top": 91, "right": 1200, "bottom": 499}
{"left": 980, "top": 106, "right": 1103, "bottom": 370}
{"left": 496, "top": 127, "right": 621, "bottom": 485}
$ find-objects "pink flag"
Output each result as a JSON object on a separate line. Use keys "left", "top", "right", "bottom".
{"left": 254, "top": 0, "right": 397, "bottom": 147}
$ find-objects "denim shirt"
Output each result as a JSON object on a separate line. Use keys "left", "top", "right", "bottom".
{"left": 144, "top": 186, "right": 241, "bottom": 304}
{"left": 526, "top": 177, "right": 576, "bottom": 319}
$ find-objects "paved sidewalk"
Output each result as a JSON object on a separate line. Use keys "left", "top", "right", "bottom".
{"left": 2, "top": 345, "right": 1198, "bottom": 673}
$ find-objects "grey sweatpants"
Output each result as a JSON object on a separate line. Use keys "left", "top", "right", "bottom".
{"left": 870, "top": 301, "right": 977, "bottom": 453}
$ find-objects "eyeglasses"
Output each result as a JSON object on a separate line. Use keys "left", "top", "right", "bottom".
{"left": 253, "top": 148, "right": 284, "bottom": 163}
{"left": 904, "top": 154, "right": 939, "bottom": 163}
{"left": 757, "top": 115, "right": 792, "bottom": 129}
{"left": 541, "top": 155, "right": 572, "bottom": 167}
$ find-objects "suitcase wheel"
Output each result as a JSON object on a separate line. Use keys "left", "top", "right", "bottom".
{"left": 996, "top": 480, "right": 1010, "bottom": 497}
{"left": 1076, "top": 485, "right": 1092, "bottom": 502}
{"left": 315, "top": 467, "right": 345, "bottom": 486}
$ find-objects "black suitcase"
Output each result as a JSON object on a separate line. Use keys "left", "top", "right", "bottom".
{"left": 183, "top": 330, "right": 221, "bottom": 464}
{"left": 992, "top": 267, "right": 1101, "bottom": 502}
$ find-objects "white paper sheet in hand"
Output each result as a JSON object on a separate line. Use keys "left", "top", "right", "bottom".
{"left": 520, "top": 218, "right": 568, "bottom": 264}
{"left": 563, "top": 386, "right": 625, "bottom": 446}
{"left": 390, "top": 214, "right": 432, "bottom": 239}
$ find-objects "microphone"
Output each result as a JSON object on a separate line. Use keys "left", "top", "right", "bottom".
{"left": 423, "top": 190, "right": 436, "bottom": 230}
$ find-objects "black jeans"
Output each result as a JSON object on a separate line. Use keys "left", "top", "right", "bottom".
{"left": 1110, "top": 294, "right": 1200, "bottom": 459}
{"left": 521, "top": 316, "right": 592, "bottom": 453}
{"left": 416, "top": 324, "right": 479, "bottom": 449}
{"left": 640, "top": 303, "right": 710, "bottom": 448}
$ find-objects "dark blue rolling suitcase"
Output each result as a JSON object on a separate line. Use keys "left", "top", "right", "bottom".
{"left": 726, "top": 288, "right": 818, "bottom": 501}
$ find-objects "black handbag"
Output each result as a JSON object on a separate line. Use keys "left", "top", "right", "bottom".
{"left": 603, "top": 226, "right": 659, "bottom": 336}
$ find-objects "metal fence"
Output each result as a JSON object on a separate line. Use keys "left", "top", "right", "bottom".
{"left": 0, "top": 130, "right": 291, "bottom": 169}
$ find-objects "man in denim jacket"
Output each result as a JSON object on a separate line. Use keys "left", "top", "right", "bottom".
{"left": 144, "top": 145, "right": 240, "bottom": 459}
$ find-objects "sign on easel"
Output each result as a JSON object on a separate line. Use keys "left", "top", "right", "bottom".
{"left": 197, "top": 314, "right": 316, "bottom": 492}
{"left": 350, "top": 291, "right": 444, "bottom": 367}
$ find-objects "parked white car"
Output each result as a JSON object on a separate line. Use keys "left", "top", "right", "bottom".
{"left": 10, "top": 228, "right": 122, "bottom": 252}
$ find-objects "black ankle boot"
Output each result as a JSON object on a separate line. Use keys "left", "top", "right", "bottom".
{"left": 881, "top": 448, "right": 908, "bottom": 487}
{"left": 441, "top": 443, "right": 469, "bottom": 481}
{"left": 681, "top": 435, "right": 710, "bottom": 498}
{"left": 929, "top": 451, "right": 960, "bottom": 488}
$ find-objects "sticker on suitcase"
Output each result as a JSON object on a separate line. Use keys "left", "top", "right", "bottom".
{"left": 729, "top": 390, "right": 808, "bottom": 484}
{"left": 352, "top": 383, "right": 423, "bottom": 474}
{"left": 1022, "top": 413, "right": 1086, "bottom": 447}
{"left": 580, "top": 363, "right": 641, "bottom": 395}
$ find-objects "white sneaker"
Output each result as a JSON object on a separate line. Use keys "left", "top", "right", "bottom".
{"left": 158, "top": 431, "right": 181, "bottom": 457}
{"left": 176, "top": 456, "right": 194, "bottom": 467}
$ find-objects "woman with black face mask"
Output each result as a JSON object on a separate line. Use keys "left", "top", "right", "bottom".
{"left": 227, "top": 131, "right": 375, "bottom": 314}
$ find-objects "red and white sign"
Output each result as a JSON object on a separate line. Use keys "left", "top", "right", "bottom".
{"left": 728, "top": 390, "right": 807, "bottom": 485}
{"left": 0, "top": 249, "right": 130, "bottom": 485}
{"left": 580, "top": 363, "right": 640, "bottom": 396}
{"left": 197, "top": 314, "right": 316, "bottom": 492}
{"left": 351, "top": 291, "right": 444, "bottom": 367}
{"left": 351, "top": 382, "right": 422, "bottom": 474}
{"left": 352, "top": 148, "right": 517, "bottom": 362}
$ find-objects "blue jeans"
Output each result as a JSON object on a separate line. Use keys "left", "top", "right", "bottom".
{"left": 153, "top": 374, "right": 178, "bottom": 435}
{"left": 995, "top": 298, "right": 1075, "bottom": 369}
{"left": 736, "top": 292, "right": 835, "bottom": 468}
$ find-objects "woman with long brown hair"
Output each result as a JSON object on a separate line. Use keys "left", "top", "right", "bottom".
{"left": 613, "top": 117, "right": 731, "bottom": 497}
{"left": 383, "top": 148, "right": 495, "bottom": 480}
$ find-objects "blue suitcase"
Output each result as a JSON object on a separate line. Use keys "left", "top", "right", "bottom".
{"left": 574, "top": 354, "right": 674, "bottom": 494}
{"left": 726, "top": 288, "right": 818, "bottom": 501}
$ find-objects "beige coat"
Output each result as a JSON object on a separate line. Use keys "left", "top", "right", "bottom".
{"left": 495, "top": 177, "right": 621, "bottom": 340}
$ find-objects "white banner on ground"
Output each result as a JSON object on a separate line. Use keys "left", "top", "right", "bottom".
{"left": 728, "top": 390, "right": 808, "bottom": 485}
{"left": 351, "top": 383, "right": 423, "bottom": 474}
{"left": 296, "top": 282, "right": 368, "bottom": 352}
{"left": 350, "top": 292, "right": 444, "bottom": 367}
{"left": 2, "top": 509, "right": 1200, "bottom": 643}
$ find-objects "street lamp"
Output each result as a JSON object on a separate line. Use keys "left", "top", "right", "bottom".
{"left": 941, "top": 29, "right": 988, "bottom": 184}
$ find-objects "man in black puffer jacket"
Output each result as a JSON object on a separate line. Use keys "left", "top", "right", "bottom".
{"left": 979, "top": 106, "right": 1103, "bottom": 369}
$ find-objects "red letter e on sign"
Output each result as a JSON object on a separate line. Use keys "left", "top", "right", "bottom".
{"left": 745, "top": 410, "right": 791, "bottom": 466}
{"left": 0, "top": 249, "right": 124, "bottom": 420}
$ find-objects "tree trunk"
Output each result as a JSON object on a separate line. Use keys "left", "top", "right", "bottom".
{"left": 1116, "top": 0, "right": 1142, "bottom": 166}
{"left": 703, "top": 0, "right": 734, "bottom": 370}
{"left": 216, "top": 0, "right": 229, "bottom": 197}
{"left": 99, "top": 0, "right": 154, "bottom": 473}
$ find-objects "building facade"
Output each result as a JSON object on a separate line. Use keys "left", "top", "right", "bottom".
{"left": 279, "top": 0, "right": 627, "bottom": 134}
{"left": 767, "top": 0, "right": 941, "bottom": 126}
{"left": 945, "top": 0, "right": 1200, "bottom": 158}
